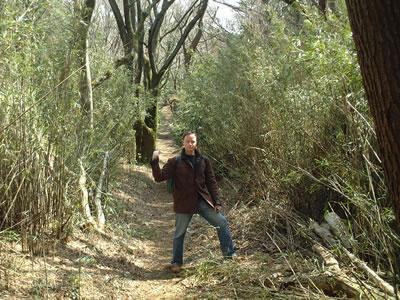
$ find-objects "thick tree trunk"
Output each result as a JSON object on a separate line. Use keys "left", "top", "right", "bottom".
{"left": 345, "top": 1, "right": 400, "bottom": 229}
{"left": 134, "top": 120, "right": 156, "bottom": 162}
{"left": 135, "top": 0, "right": 208, "bottom": 162}
{"left": 108, "top": 0, "right": 141, "bottom": 80}
{"left": 135, "top": 87, "right": 159, "bottom": 162}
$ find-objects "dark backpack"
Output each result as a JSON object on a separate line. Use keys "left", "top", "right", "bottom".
{"left": 167, "top": 156, "right": 181, "bottom": 193}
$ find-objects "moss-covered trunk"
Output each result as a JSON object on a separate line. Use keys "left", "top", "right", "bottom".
{"left": 135, "top": 87, "right": 159, "bottom": 162}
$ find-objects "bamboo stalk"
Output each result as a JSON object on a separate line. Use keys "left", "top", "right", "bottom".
{"left": 79, "top": 159, "right": 93, "bottom": 223}
{"left": 94, "top": 152, "right": 109, "bottom": 228}
{"left": 342, "top": 247, "right": 397, "bottom": 297}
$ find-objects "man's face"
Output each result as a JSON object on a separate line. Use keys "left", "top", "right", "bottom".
{"left": 183, "top": 134, "right": 197, "bottom": 155}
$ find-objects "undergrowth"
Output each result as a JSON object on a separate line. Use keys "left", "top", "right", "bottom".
{"left": 173, "top": 1, "right": 399, "bottom": 298}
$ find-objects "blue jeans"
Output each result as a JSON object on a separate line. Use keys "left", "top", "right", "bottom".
{"left": 171, "top": 199, "right": 235, "bottom": 266}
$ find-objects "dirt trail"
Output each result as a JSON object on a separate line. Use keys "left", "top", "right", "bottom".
{"left": 124, "top": 106, "right": 188, "bottom": 299}
{"left": 1, "top": 106, "right": 218, "bottom": 300}
{"left": 112, "top": 106, "right": 226, "bottom": 299}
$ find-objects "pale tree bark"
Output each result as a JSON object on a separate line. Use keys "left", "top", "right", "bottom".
{"left": 312, "top": 222, "right": 397, "bottom": 297}
{"left": 311, "top": 244, "right": 388, "bottom": 298}
{"left": 345, "top": 0, "right": 400, "bottom": 229}
{"left": 93, "top": 152, "right": 109, "bottom": 228}
{"left": 79, "top": 159, "right": 95, "bottom": 224}
{"left": 75, "top": 0, "right": 99, "bottom": 227}
{"left": 85, "top": 41, "right": 94, "bottom": 129}
{"left": 75, "top": 0, "right": 96, "bottom": 127}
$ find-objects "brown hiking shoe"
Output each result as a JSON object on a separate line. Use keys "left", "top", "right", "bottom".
{"left": 170, "top": 264, "right": 182, "bottom": 273}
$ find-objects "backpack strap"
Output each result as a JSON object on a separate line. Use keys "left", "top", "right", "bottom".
{"left": 167, "top": 155, "right": 181, "bottom": 193}
{"left": 202, "top": 155, "right": 209, "bottom": 170}
{"left": 198, "top": 155, "right": 209, "bottom": 181}
{"left": 174, "top": 155, "right": 181, "bottom": 175}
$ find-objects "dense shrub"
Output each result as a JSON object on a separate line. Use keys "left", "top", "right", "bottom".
{"left": 173, "top": 4, "right": 397, "bottom": 270}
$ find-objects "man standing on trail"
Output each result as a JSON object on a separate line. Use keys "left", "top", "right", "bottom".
{"left": 150, "top": 131, "right": 236, "bottom": 273}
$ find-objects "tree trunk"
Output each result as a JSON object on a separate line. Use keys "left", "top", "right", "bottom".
{"left": 135, "top": 86, "right": 159, "bottom": 162}
{"left": 318, "top": 0, "right": 327, "bottom": 15}
{"left": 135, "top": 0, "right": 208, "bottom": 162}
{"left": 345, "top": 1, "right": 400, "bottom": 229}
{"left": 134, "top": 120, "right": 156, "bottom": 162}
{"left": 108, "top": 0, "right": 141, "bottom": 78}
{"left": 75, "top": 0, "right": 96, "bottom": 123}
{"left": 94, "top": 152, "right": 109, "bottom": 228}
{"left": 108, "top": 0, "right": 208, "bottom": 162}
{"left": 79, "top": 159, "right": 94, "bottom": 223}
{"left": 184, "top": 18, "right": 204, "bottom": 68}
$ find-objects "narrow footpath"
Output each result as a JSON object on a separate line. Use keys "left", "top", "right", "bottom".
{"left": 0, "top": 106, "right": 225, "bottom": 300}
{"left": 121, "top": 106, "right": 191, "bottom": 299}
{"left": 109, "top": 105, "right": 223, "bottom": 299}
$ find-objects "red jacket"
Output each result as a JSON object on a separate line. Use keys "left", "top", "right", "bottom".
{"left": 151, "top": 149, "right": 221, "bottom": 214}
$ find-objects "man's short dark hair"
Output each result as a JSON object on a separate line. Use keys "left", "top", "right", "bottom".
{"left": 182, "top": 131, "right": 198, "bottom": 140}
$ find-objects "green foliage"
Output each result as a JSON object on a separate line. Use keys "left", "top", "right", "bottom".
{"left": 0, "top": 1, "right": 139, "bottom": 250}
{"left": 0, "top": 230, "right": 20, "bottom": 242}
{"left": 174, "top": 3, "right": 396, "bottom": 271}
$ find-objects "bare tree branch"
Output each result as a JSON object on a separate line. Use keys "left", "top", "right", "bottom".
{"left": 109, "top": 0, "right": 128, "bottom": 46}
{"left": 92, "top": 53, "right": 136, "bottom": 89}
{"left": 148, "top": 0, "right": 176, "bottom": 76}
{"left": 159, "top": 0, "right": 197, "bottom": 43}
{"left": 154, "top": 0, "right": 208, "bottom": 87}
{"left": 212, "top": 0, "right": 242, "bottom": 12}
{"left": 184, "top": 16, "right": 204, "bottom": 67}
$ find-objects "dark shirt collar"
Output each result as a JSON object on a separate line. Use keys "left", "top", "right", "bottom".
{"left": 181, "top": 148, "right": 201, "bottom": 159}
{"left": 181, "top": 148, "right": 203, "bottom": 171}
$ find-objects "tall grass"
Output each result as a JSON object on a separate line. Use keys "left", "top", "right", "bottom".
{"left": 0, "top": 1, "right": 137, "bottom": 253}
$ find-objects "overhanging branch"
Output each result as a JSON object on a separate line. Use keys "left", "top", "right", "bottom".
{"left": 92, "top": 53, "right": 136, "bottom": 89}
{"left": 155, "top": 0, "right": 208, "bottom": 86}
